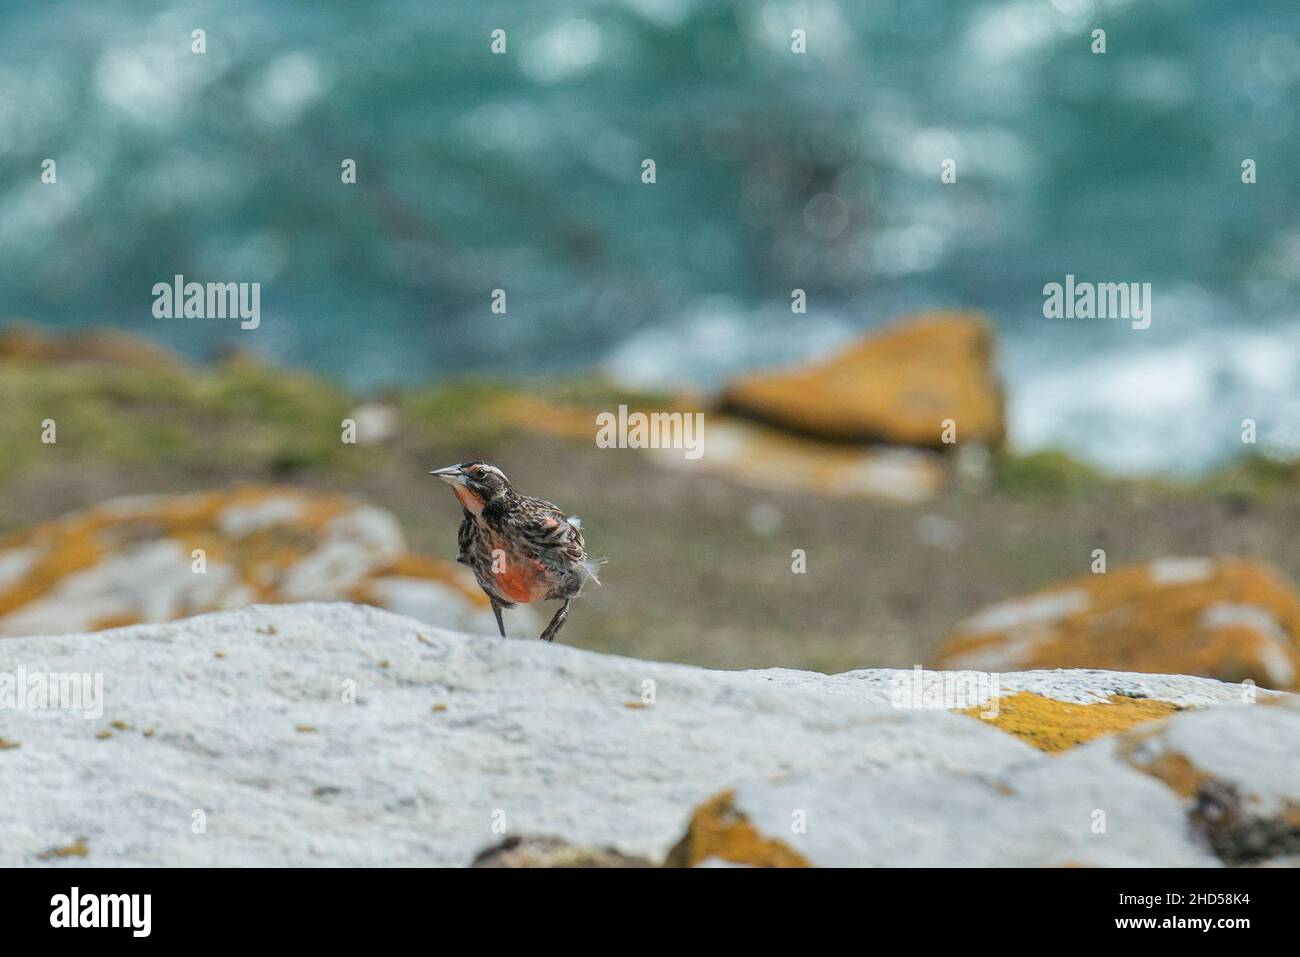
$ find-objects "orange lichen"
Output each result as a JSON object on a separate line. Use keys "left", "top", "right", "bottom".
{"left": 1113, "top": 724, "right": 1220, "bottom": 799}
{"left": 0, "top": 737, "right": 19, "bottom": 750}
{"left": 958, "top": 692, "right": 1181, "bottom": 753}
{"left": 0, "top": 487, "right": 484, "bottom": 634}
{"left": 666, "top": 790, "right": 811, "bottom": 868}
{"left": 91, "top": 613, "right": 141, "bottom": 632}
{"left": 720, "top": 312, "right": 1005, "bottom": 448}
{"left": 36, "top": 838, "right": 89, "bottom": 860}
{"left": 936, "top": 558, "right": 1300, "bottom": 690}
{"left": 1131, "top": 749, "right": 1216, "bottom": 799}
{"left": 0, "top": 530, "right": 103, "bottom": 615}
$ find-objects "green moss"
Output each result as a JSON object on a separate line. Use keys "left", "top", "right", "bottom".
{"left": 1200, "top": 454, "right": 1300, "bottom": 509}
{"left": 395, "top": 374, "right": 674, "bottom": 448}
{"left": 0, "top": 352, "right": 672, "bottom": 500}
{"left": 396, "top": 378, "right": 518, "bottom": 444}
{"left": 993, "top": 449, "right": 1106, "bottom": 497}
{"left": 0, "top": 356, "right": 353, "bottom": 482}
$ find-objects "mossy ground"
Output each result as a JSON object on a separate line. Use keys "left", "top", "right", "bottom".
{"left": 4, "top": 350, "right": 1300, "bottom": 673}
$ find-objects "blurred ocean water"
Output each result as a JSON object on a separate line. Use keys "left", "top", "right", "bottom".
{"left": 0, "top": 0, "right": 1297, "bottom": 473}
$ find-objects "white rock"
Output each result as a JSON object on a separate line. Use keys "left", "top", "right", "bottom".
{"left": 0, "top": 543, "right": 243, "bottom": 638}
{"left": 0, "top": 603, "right": 1292, "bottom": 867}
{"left": 0, "top": 546, "right": 42, "bottom": 593}
{"left": 277, "top": 507, "right": 404, "bottom": 600}
{"left": 216, "top": 495, "right": 308, "bottom": 537}
{"left": 732, "top": 750, "right": 1214, "bottom": 867}
{"left": 364, "top": 576, "right": 523, "bottom": 637}
{"left": 955, "top": 588, "right": 1091, "bottom": 637}
{"left": 347, "top": 402, "right": 399, "bottom": 445}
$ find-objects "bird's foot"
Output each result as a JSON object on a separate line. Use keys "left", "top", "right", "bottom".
{"left": 538, "top": 600, "right": 570, "bottom": 643}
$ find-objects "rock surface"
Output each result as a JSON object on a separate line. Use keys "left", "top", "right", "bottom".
{"left": 1, "top": 602, "right": 1294, "bottom": 867}
{"left": 653, "top": 417, "right": 947, "bottom": 504}
{"left": 496, "top": 393, "right": 948, "bottom": 503}
{"left": 471, "top": 836, "right": 654, "bottom": 868}
{"left": 934, "top": 557, "right": 1300, "bottom": 691}
{"left": 0, "top": 489, "right": 515, "bottom": 639}
{"left": 719, "top": 312, "right": 1005, "bottom": 449}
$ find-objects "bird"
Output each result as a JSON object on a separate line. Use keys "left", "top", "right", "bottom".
{"left": 429, "top": 461, "right": 599, "bottom": 643}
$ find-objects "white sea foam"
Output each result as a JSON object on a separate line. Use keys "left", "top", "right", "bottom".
{"left": 1006, "top": 318, "right": 1300, "bottom": 474}
{"left": 606, "top": 300, "right": 1300, "bottom": 477}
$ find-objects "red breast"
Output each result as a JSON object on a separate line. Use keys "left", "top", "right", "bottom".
{"left": 489, "top": 544, "right": 551, "bottom": 603}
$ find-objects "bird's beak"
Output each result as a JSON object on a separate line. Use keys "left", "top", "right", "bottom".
{"left": 428, "top": 465, "right": 467, "bottom": 486}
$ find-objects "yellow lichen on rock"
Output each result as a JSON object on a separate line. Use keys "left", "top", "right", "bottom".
{"left": 36, "top": 838, "right": 89, "bottom": 860}
{"left": 0, "top": 488, "right": 495, "bottom": 637}
{"left": 1115, "top": 715, "right": 1300, "bottom": 865}
{"left": 719, "top": 312, "right": 1005, "bottom": 449}
{"left": 1115, "top": 723, "right": 1223, "bottom": 800}
{"left": 959, "top": 692, "right": 1181, "bottom": 753}
{"left": 666, "top": 790, "right": 811, "bottom": 867}
{"left": 1125, "top": 747, "right": 1216, "bottom": 799}
{"left": 935, "top": 557, "right": 1300, "bottom": 690}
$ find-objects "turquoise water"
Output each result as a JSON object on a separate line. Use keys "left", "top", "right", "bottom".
{"left": 1, "top": 0, "right": 1297, "bottom": 472}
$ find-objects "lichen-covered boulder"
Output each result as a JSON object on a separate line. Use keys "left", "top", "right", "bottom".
{"left": 0, "top": 604, "right": 1290, "bottom": 866}
{"left": 668, "top": 694, "right": 1300, "bottom": 868}
{"left": 934, "top": 557, "right": 1300, "bottom": 691}
{"left": 719, "top": 312, "right": 1005, "bottom": 449}
{"left": 0, "top": 488, "right": 507, "bottom": 638}
{"left": 1116, "top": 699, "right": 1300, "bottom": 865}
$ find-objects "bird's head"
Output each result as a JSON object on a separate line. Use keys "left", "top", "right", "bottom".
{"left": 429, "top": 461, "right": 512, "bottom": 515}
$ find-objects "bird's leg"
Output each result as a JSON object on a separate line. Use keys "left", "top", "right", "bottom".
{"left": 538, "top": 600, "right": 570, "bottom": 643}
{"left": 490, "top": 598, "right": 506, "bottom": 638}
